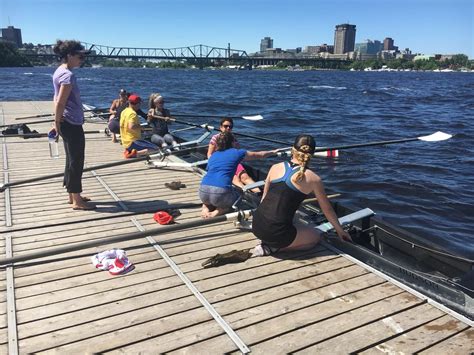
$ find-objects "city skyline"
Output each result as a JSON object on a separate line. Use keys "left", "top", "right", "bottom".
{"left": 1, "top": 0, "right": 472, "bottom": 58}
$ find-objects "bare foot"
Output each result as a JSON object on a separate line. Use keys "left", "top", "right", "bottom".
{"left": 72, "top": 202, "right": 96, "bottom": 211}
{"left": 68, "top": 193, "right": 91, "bottom": 204}
{"left": 136, "top": 149, "right": 150, "bottom": 156}
{"left": 207, "top": 208, "right": 229, "bottom": 218}
{"left": 201, "top": 204, "right": 210, "bottom": 218}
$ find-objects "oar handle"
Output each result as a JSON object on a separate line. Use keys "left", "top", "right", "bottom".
{"left": 303, "top": 194, "right": 341, "bottom": 204}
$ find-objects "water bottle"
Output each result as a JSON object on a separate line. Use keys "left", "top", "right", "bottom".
{"left": 48, "top": 129, "right": 59, "bottom": 159}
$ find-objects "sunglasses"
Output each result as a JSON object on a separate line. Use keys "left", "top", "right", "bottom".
{"left": 222, "top": 124, "right": 233, "bottom": 129}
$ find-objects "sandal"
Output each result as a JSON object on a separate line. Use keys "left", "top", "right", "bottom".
{"left": 164, "top": 181, "right": 186, "bottom": 190}
{"left": 202, "top": 249, "right": 252, "bottom": 268}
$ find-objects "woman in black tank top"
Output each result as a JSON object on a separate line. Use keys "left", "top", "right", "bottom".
{"left": 252, "top": 134, "right": 351, "bottom": 254}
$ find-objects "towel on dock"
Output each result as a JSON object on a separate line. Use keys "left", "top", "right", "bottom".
{"left": 91, "top": 249, "right": 135, "bottom": 275}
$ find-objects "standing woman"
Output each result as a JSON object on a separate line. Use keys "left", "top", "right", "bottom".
{"left": 252, "top": 134, "right": 351, "bottom": 255}
{"left": 52, "top": 40, "right": 95, "bottom": 210}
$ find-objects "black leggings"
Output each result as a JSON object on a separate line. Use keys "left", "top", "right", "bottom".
{"left": 60, "top": 121, "right": 85, "bottom": 193}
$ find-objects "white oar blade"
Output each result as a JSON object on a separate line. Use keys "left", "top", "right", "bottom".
{"left": 418, "top": 131, "right": 452, "bottom": 142}
{"left": 314, "top": 149, "right": 339, "bottom": 158}
{"left": 82, "top": 103, "right": 96, "bottom": 111}
{"left": 241, "top": 115, "right": 263, "bottom": 121}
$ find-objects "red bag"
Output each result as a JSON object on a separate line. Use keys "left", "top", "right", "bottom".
{"left": 153, "top": 211, "right": 174, "bottom": 225}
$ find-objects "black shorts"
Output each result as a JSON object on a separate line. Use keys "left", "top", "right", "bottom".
{"left": 252, "top": 213, "right": 297, "bottom": 249}
{"left": 108, "top": 119, "right": 120, "bottom": 134}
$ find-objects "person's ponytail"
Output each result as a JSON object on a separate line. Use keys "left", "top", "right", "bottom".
{"left": 291, "top": 145, "right": 312, "bottom": 183}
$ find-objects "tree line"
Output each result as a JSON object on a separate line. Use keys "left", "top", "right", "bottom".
{"left": 0, "top": 42, "right": 32, "bottom": 67}
{"left": 349, "top": 54, "right": 472, "bottom": 71}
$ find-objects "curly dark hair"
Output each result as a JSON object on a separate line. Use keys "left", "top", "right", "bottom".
{"left": 215, "top": 131, "right": 235, "bottom": 151}
{"left": 220, "top": 117, "right": 234, "bottom": 126}
{"left": 53, "top": 40, "right": 86, "bottom": 61}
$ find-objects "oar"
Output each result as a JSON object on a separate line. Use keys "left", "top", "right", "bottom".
{"left": 172, "top": 113, "right": 264, "bottom": 121}
{"left": 276, "top": 131, "right": 452, "bottom": 157}
{"left": 313, "top": 131, "right": 453, "bottom": 153}
{"left": 0, "top": 119, "right": 55, "bottom": 128}
{"left": 1, "top": 202, "right": 202, "bottom": 234}
{"left": 1, "top": 114, "right": 144, "bottom": 128}
{"left": 0, "top": 209, "right": 253, "bottom": 265}
{"left": 168, "top": 116, "right": 290, "bottom": 146}
{"left": 0, "top": 144, "right": 208, "bottom": 192}
{"left": 14, "top": 108, "right": 106, "bottom": 121}
{"left": 0, "top": 129, "right": 111, "bottom": 139}
{"left": 168, "top": 117, "right": 338, "bottom": 157}
{"left": 89, "top": 112, "right": 111, "bottom": 118}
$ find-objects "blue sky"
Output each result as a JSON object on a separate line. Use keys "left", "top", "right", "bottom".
{"left": 1, "top": 0, "right": 473, "bottom": 57}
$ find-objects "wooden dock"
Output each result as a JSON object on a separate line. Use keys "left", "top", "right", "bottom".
{"left": 0, "top": 101, "right": 472, "bottom": 354}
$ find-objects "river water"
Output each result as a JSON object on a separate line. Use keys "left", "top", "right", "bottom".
{"left": 0, "top": 67, "right": 473, "bottom": 258}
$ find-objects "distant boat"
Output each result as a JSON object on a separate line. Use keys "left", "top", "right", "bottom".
{"left": 287, "top": 65, "right": 305, "bottom": 72}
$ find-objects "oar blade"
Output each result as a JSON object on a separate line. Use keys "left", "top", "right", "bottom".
{"left": 241, "top": 114, "right": 263, "bottom": 121}
{"left": 82, "top": 103, "right": 96, "bottom": 111}
{"left": 314, "top": 149, "right": 339, "bottom": 158}
{"left": 418, "top": 131, "right": 452, "bottom": 142}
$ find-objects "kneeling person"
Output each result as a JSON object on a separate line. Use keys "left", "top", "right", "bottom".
{"left": 199, "top": 131, "right": 276, "bottom": 218}
{"left": 120, "top": 94, "right": 158, "bottom": 158}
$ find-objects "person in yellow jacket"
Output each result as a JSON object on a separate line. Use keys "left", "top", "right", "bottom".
{"left": 119, "top": 94, "right": 158, "bottom": 158}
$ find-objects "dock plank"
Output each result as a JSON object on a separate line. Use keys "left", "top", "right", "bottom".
{"left": 419, "top": 327, "right": 474, "bottom": 354}
{"left": 0, "top": 101, "right": 472, "bottom": 354}
{"left": 361, "top": 314, "right": 472, "bottom": 354}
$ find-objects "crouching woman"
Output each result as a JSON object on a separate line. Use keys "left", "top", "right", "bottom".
{"left": 199, "top": 131, "right": 276, "bottom": 218}
{"left": 252, "top": 134, "right": 352, "bottom": 255}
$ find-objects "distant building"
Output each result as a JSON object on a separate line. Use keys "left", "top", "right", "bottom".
{"left": 355, "top": 39, "right": 383, "bottom": 55}
{"left": 396, "top": 48, "right": 415, "bottom": 60}
{"left": 439, "top": 54, "right": 455, "bottom": 61}
{"left": 260, "top": 37, "right": 273, "bottom": 52}
{"left": 303, "top": 44, "right": 334, "bottom": 55}
{"left": 265, "top": 48, "right": 283, "bottom": 54}
{"left": 320, "top": 52, "right": 354, "bottom": 60}
{"left": 383, "top": 37, "right": 395, "bottom": 51}
{"left": 334, "top": 24, "right": 356, "bottom": 54}
{"left": 1, "top": 26, "right": 22, "bottom": 47}
{"left": 414, "top": 54, "right": 435, "bottom": 61}
{"left": 286, "top": 47, "right": 302, "bottom": 54}
{"left": 379, "top": 50, "right": 398, "bottom": 60}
